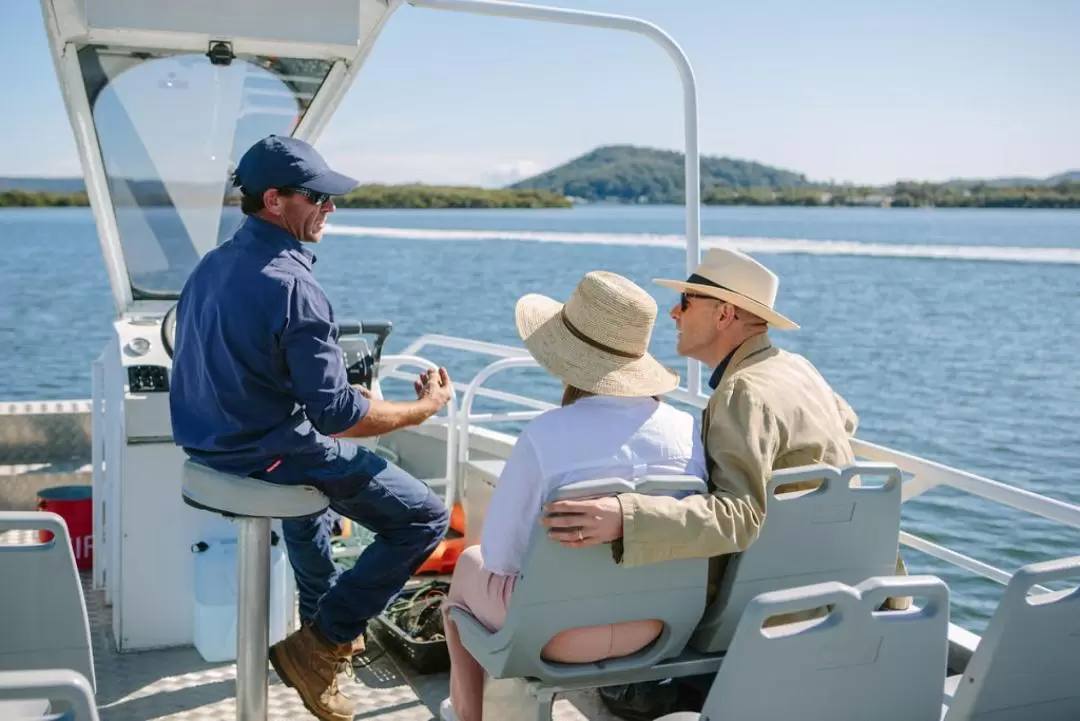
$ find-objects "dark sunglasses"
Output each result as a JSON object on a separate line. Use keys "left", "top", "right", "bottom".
{"left": 680, "top": 292, "right": 718, "bottom": 311}
{"left": 287, "top": 187, "right": 332, "bottom": 206}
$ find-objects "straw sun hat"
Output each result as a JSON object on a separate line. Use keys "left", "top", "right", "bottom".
{"left": 514, "top": 271, "right": 679, "bottom": 397}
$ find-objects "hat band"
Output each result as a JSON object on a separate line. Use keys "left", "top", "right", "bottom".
{"left": 687, "top": 273, "right": 739, "bottom": 294}
{"left": 560, "top": 308, "right": 644, "bottom": 360}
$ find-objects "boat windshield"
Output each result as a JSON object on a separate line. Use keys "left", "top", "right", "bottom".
{"left": 80, "top": 46, "right": 332, "bottom": 298}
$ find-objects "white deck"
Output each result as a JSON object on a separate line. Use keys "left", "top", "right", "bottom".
{"left": 0, "top": 527, "right": 620, "bottom": 721}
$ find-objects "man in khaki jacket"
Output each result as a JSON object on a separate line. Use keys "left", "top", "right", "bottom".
{"left": 542, "top": 248, "right": 904, "bottom": 601}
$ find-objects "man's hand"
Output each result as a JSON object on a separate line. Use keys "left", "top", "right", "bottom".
{"left": 414, "top": 367, "right": 454, "bottom": 411}
{"left": 540, "top": 496, "right": 624, "bottom": 547}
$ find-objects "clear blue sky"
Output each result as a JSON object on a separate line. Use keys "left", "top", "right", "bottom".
{"left": 2, "top": 0, "right": 1077, "bottom": 186}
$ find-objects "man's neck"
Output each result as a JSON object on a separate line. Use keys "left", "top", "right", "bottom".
{"left": 253, "top": 211, "right": 288, "bottom": 233}
{"left": 702, "top": 328, "right": 767, "bottom": 368}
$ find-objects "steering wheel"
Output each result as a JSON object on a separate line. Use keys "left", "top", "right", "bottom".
{"left": 162, "top": 304, "right": 178, "bottom": 358}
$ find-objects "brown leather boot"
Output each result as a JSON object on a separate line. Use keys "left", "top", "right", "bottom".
{"left": 269, "top": 623, "right": 356, "bottom": 721}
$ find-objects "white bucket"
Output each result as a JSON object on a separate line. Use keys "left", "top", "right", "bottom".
{"left": 192, "top": 534, "right": 289, "bottom": 663}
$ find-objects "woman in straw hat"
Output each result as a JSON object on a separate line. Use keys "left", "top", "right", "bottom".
{"left": 439, "top": 271, "right": 706, "bottom": 721}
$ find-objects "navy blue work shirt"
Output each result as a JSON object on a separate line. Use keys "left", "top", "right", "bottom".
{"left": 169, "top": 215, "right": 369, "bottom": 475}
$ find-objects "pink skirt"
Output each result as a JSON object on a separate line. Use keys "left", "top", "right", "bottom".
{"left": 441, "top": 545, "right": 663, "bottom": 721}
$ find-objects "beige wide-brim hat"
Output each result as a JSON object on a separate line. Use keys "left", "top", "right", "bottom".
{"left": 654, "top": 248, "right": 799, "bottom": 330}
{"left": 515, "top": 271, "right": 680, "bottom": 397}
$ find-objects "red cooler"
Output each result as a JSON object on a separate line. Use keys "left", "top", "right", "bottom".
{"left": 36, "top": 485, "right": 93, "bottom": 571}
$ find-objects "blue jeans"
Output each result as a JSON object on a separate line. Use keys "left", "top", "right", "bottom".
{"left": 255, "top": 439, "right": 449, "bottom": 645}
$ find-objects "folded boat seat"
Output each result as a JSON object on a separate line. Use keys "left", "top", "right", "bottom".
{"left": 656, "top": 574, "right": 950, "bottom": 721}
{"left": 942, "top": 555, "right": 1080, "bottom": 721}
{"left": 450, "top": 475, "right": 710, "bottom": 687}
{"left": 691, "top": 462, "right": 904, "bottom": 653}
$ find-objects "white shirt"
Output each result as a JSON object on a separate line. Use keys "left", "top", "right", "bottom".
{"left": 480, "top": 395, "right": 707, "bottom": 575}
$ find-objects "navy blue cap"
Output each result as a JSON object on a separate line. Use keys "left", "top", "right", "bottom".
{"left": 234, "top": 135, "right": 358, "bottom": 197}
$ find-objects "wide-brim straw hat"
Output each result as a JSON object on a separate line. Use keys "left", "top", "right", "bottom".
{"left": 654, "top": 248, "right": 799, "bottom": 330}
{"left": 515, "top": 271, "right": 680, "bottom": 397}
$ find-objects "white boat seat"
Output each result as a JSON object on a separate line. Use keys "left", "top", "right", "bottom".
{"left": 0, "top": 669, "right": 99, "bottom": 720}
{"left": 450, "top": 475, "right": 709, "bottom": 686}
{"left": 657, "top": 575, "right": 950, "bottom": 721}
{"left": 0, "top": 512, "right": 95, "bottom": 694}
{"left": 180, "top": 459, "right": 329, "bottom": 519}
{"left": 942, "top": 555, "right": 1080, "bottom": 721}
{"left": 691, "top": 462, "right": 904, "bottom": 653}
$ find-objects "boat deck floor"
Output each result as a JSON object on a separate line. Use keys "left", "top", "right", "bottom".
{"left": 2, "top": 530, "right": 620, "bottom": 720}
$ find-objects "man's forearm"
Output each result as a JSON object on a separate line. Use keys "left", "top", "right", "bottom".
{"left": 615, "top": 492, "right": 764, "bottom": 567}
{"left": 334, "top": 397, "right": 440, "bottom": 438}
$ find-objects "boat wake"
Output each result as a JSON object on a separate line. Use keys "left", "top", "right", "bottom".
{"left": 323, "top": 224, "right": 1080, "bottom": 265}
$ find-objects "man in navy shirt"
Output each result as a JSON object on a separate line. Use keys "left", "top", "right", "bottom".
{"left": 170, "top": 135, "right": 451, "bottom": 721}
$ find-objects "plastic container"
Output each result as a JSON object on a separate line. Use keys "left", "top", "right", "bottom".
{"left": 191, "top": 534, "right": 289, "bottom": 663}
{"left": 36, "top": 485, "right": 93, "bottom": 570}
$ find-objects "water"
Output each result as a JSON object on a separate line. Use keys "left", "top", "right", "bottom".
{"left": 2, "top": 204, "right": 1078, "bottom": 631}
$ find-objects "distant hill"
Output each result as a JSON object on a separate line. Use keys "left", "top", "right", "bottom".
{"left": 509, "top": 145, "right": 810, "bottom": 204}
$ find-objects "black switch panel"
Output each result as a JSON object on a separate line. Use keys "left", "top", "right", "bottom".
{"left": 128, "top": 365, "right": 170, "bottom": 392}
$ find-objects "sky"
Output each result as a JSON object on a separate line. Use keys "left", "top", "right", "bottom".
{"left": 1, "top": 0, "right": 1078, "bottom": 187}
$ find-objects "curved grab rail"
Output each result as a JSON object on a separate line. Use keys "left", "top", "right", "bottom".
{"left": 379, "top": 354, "right": 460, "bottom": 506}
{"left": 456, "top": 356, "right": 545, "bottom": 468}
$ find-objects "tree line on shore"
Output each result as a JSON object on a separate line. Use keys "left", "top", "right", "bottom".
{"left": 0, "top": 185, "right": 571, "bottom": 209}
{"left": 3, "top": 180, "right": 1079, "bottom": 210}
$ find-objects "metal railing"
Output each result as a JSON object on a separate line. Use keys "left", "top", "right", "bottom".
{"left": 385, "top": 333, "right": 1080, "bottom": 601}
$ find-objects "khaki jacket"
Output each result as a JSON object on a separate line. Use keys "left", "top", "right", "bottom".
{"left": 614, "top": 333, "right": 908, "bottom": 601}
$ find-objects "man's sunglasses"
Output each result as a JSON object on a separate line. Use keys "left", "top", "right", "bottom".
{"left": 680, "top": 292, "right": 720, "bottom": 311}
{"left": 287, "top": 187, "right": 332, "bottom": 206}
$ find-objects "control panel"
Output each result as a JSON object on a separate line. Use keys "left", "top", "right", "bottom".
{"left": 127, "top": 365, "right": 170, "bottom": 393}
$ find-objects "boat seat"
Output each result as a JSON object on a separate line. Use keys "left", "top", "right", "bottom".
{"left": 691, "top": 462, "right": 903, "bottom": 652}
{"left": 0, "top": 669, "right": 99, "bottom": 720}
{"left": 655, "top": 575, "right": 950, "bottom": 721}
{"left": 452, "top": 475, "right": 710, "bottom": 687}
{"left": 179, "top": 458, "right": 329, "bottom": 519}
{"left": 942, "top": 555, "right": 1080, "bottom": 721}
{"left": 0, "top": 512, "right": 95, "bottom": 694}
{"left": 180, "top": 459, "right": 330, "bottom": 721}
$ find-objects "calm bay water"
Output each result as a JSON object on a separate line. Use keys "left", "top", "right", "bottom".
{"left": 2, "top": 204, "right": 1078, "bottom": 630}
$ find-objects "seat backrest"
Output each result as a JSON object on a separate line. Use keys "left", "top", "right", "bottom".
{"left": 700, "top": 575, "right": 949, "bottom": 721}
{"left": 492, "top": 475, "right": 710, "bottom": 681}
{"left": 0, "top": 512, "right": 95, "bottom": 693}
{"left": 691, "top": 462, "right": 903, "bottom": 652}
{"left": 946, "top": 555, "right": 1080, "bottom": 721}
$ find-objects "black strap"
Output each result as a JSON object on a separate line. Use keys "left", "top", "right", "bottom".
{"left": 560, "top": 308, "right": 643, "bottom": 360}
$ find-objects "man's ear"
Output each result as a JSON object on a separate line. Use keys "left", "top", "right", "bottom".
{"left": 262, "top": 188, "right": 282, "bottom": 215}
{"left": 713, "top": 302, "right": 736, "bottom": 331}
